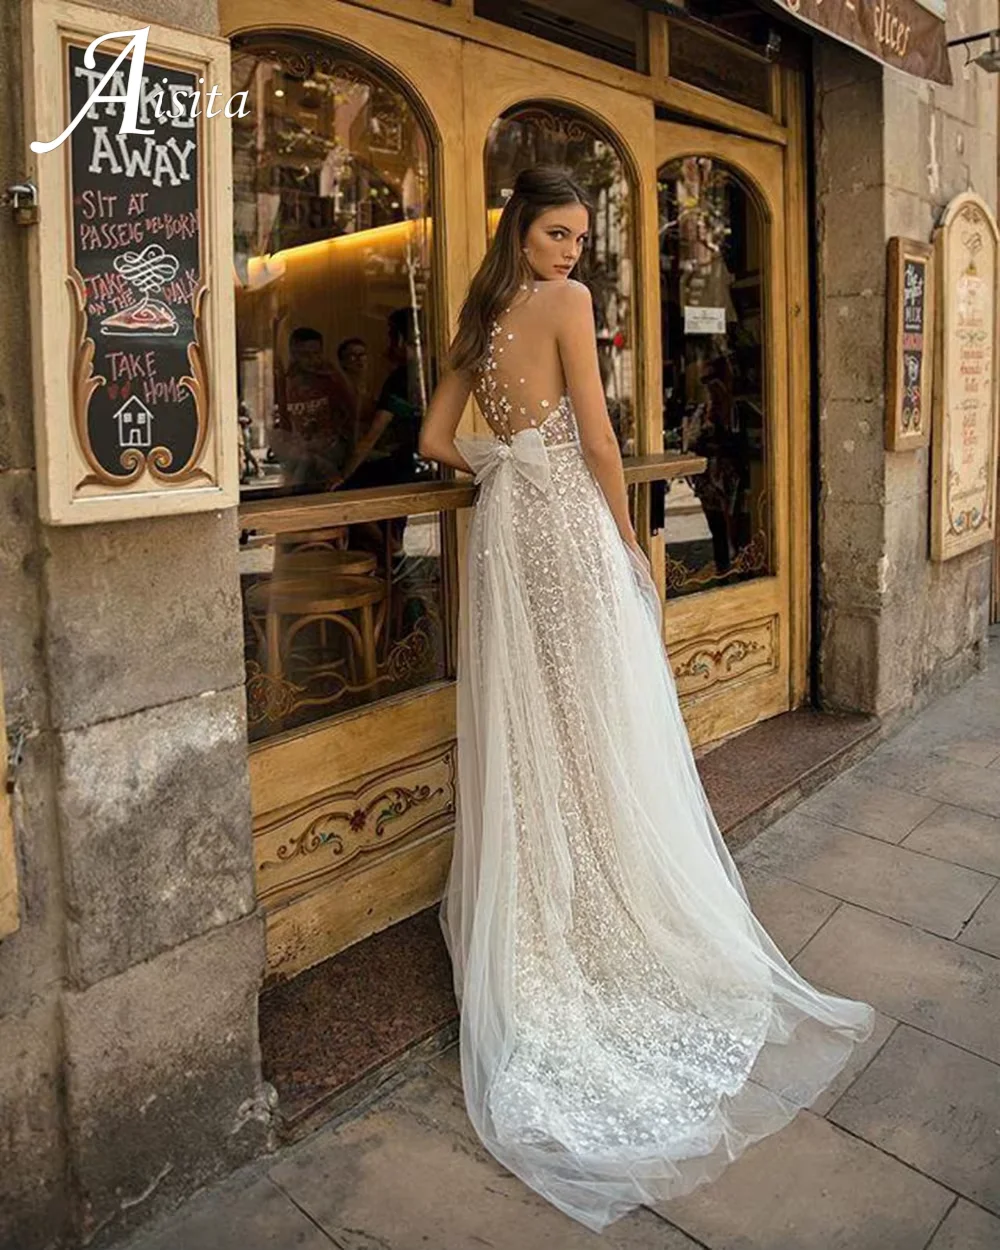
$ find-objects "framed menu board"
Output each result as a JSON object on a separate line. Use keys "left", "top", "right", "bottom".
{"left": 886, "top": 238, "right": 933, "bottom": 451}
{"left": 931, "top": 192, "right": 999, "bottom": 562}
{"left": 23, "top": 1, "right": 238, "bottom": 524}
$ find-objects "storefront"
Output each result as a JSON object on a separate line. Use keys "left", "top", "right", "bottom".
{"left": 224, "top": 0, "right": 817, "bottom": 979}
{"left": 3, "top": 2, "right": 993, "bottom": 1248}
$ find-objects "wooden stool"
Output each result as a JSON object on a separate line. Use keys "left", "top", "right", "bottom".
{"left": 272, "top": 548, "right": 377, "bottom": 577}
{"left": 270, "top": 549, "right": 380, "bottom": 653}
{"left": 276, "top": 527, "right": 349, "bottom": 554}
{"left": 246, "top": 574, "right": 386, "bottom": 689}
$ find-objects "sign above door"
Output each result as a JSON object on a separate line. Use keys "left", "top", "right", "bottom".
{"left": 633, "top": 0, "right": 952, "bottom": 85}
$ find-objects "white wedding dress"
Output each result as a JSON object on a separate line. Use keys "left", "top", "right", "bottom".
{"left": 438, "top": 286, "right": 874, "bottom": 1232}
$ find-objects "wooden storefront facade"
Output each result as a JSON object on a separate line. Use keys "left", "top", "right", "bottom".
{"left": 225, "top": 0, "right": 816, "bottom": 982}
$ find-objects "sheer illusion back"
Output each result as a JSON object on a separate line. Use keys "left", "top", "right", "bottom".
{"left": 440, "top": 275, "right": 875, "bottom": 1235}
{"left": 473, "top": 282, "right": 579, "bottom": 446}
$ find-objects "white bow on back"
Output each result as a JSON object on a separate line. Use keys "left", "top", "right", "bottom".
{"left": 454, "top": 428, "right": 552, "bottom": 497}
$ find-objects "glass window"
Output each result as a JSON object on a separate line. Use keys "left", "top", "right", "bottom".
{"left": 667, "top": 20, "right": 772, "bottom": 114}
{"left": 485, "top": 104, "right": 638, "bottom": 454}
{"left": 231, "top": 37, "right": 450, "bottom": 742}
{"left": 231, "top": 36, "right": 437, "bottom": 500}
{"left": 474, "top": 0, "right": 647, "bottom": 72}
{"left": 239, "top": 516, "right": 450, "bottom": 744}
{"left": 658, "top": 157, "right": 772, "bottom": 597}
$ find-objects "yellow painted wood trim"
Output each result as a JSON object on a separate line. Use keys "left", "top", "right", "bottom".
{"left": 782, "top": 67, "right": 812, "bottom": 708}
{"left": 219, "top": 0, "right": 788, "bottom": 147}
{"left": 623, "top": 452, "right": 707, "bottom": 485}
{"left": 249, "top": 682, "right": 455, "bottom": 814}
{"left": 240, "top": 481, "right": 476, "bottom": 533}
{"left": 264, "top": 826, "right": 453, "bottom": 980}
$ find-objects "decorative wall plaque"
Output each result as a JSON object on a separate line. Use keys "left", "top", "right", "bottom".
{"left": 931, "top": 193, "right": 998, "bottom": 562}
{"left": 24, "top": 2, "right": 238, "bottom": 523}
{"left": 886, "top": 237, "right": 933, "bottom": 451}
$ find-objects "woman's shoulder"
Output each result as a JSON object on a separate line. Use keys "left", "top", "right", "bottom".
{"left": 536, "top": 277, "right": 589, "bottom": 301}
{"left": 534, "top": 278, "right": 592, "bottom": 322}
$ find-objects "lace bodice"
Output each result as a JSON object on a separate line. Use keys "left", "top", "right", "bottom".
{"left": 473, "top": 282, "right": 580, "bottom": 448}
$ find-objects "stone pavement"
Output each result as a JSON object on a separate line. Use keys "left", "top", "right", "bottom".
{"left": 120, "top": 635, "right": 1000, "bottom": 1250}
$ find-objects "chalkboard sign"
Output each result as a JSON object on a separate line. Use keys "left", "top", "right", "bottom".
{"left": 25, "top": 7, "right": 236, "bottom": 525}
{"left": 67, "top": 44, "right": 206, "bottom": 486}
{"left": 886, "top": 237, "right": 934, "bottom": 451}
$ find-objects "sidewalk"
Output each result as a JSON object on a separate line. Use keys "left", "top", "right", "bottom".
{"left": 120, "top": 631, "right": 1000, "bottom": 1250}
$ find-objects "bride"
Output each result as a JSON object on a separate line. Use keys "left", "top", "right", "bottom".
{"left": 417, "top": 165, "right": 874, "bottom": 1233}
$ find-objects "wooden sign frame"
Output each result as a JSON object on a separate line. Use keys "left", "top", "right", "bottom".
{"left": 931, "top": 192, "right": 999, "bottom": 562}
{"left": 885, "top": 237, "right": 933, "bottom": 451}
{"left": 23, "top": 0, "right": 238, "bottom": 524}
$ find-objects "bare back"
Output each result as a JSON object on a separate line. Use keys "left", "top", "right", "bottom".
{"left": 473, "top": 281, "right": 577, "bottom": 442}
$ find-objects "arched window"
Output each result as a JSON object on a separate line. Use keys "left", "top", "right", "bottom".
{"left": 231, "top": 35, "right": 438, "bottom": 498}
{"left": 484, "top": 104, "right": 638, "bottom": 454}
{"left": 658, "top": 157, "right": 772, "bottom": 596}
{"left": 231, "top": 36, "right": 448, "bottom": 742}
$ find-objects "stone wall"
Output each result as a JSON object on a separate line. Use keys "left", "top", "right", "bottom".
{"left": 814, "top": 0, "right": 998, "bottom": 718}
{"left": 0, "top": 3, "right": 269, "bottom": 1248}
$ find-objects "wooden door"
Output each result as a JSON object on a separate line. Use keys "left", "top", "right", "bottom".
{"left": 225, "top": 1, "right": 475, "bottom": 982}
{"left": 459, "top": 42, "right": 662, "bottom": 471}
{"left": 655, "top": 121, "right": 803, "bottom": 745}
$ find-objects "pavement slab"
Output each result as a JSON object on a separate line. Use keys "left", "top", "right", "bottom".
{"left": 269, "top": 1067, "right": 702, "bottom": 1250}
{"left": 793, "top": 904, "right": 1000, "bottom": 1064}
{"left": 925, "top": 1199, "right": 1000, "bottom": 1249}
{"left": 122, "top": 1171, "right": 337, "bottom": 1250}
{"left": 736, "top": 865, "right": 841, "bottom": 959}
{"left": 739, "top": 812, "right": 995, "bottom": 938}
{"left": 651, "top": 1111, "right": 952, "bottom": 1250}
{"left": 957, "top": 882, "right": 1000, "bottom": 959}
{"left": 827, "top": 1024, "right": 1000, "bottom": 1215}
{"left": 901, "top": 803, "right": 1000, "bottom": 876}
{"left": 807, "top": 1009, "right": 898, "bottom": 1116}
{"left": 795, "top": 774, "right": 941, "bottom": 843}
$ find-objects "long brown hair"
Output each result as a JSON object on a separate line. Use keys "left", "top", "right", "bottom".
{"left": 449, "top": 165, "right": 592, "bottom": 373}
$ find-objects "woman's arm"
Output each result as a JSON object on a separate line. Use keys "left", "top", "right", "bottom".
{"left": 417, "top": 368, "right": 475, "bottom": 474}
{"left": 555, "top": 282, "right": 641, "bottom": 555}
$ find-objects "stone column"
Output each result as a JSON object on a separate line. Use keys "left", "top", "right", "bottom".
{"left": 0, "top": 3, "right": 270, "bottom": 1247}
{"left": 814, "top": 5, "right": 996, "bottom": 720}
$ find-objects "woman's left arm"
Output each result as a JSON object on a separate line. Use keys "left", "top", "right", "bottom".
{"left": 418, "top": 369, "right": 475, "bottom": 474}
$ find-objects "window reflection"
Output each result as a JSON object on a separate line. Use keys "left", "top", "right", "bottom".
{"left": 484, "top": 104, "right": 637, "bottom": 454}
{"left": 232, "top": 37, "right": 449, "bottom": 743}
{"left": 658, "top": 157, "right": 771, "bottom": 596}
{"left": 240, "top": 516, "right": 448, "bottom": 743}
{"left": 232, "top": 37, "right": 437, "bottom": 499}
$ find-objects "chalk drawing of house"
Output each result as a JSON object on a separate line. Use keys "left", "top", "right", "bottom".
{"left": 113, "top": 396, "right": 154, "bottom": 449}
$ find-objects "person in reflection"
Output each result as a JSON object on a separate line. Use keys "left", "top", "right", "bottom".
{"left": 333, "top": 309, "right": 423, "bottom": 561}
{"left": 334, "top": 309, "right": 422, "bottom": 492}
{"left": 690, "top": 352, "right": 744, "bottom": 575}
{"left": 337, "top": 336, "right": 374, "bottom": 443}
{"left": 271, "top": 327, "right": 357, "bottom": 492}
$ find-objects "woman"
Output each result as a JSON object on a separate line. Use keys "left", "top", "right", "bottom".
{"left": 418, "top": 167, "right": 874, "bottom": 1233}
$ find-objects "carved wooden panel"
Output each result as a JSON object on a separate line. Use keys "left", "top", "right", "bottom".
{"left": 670, "top": 615, "right": 778, "bottom": 698}
{"left": 254, "top": 740, "right": 456, "bottom": 906}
